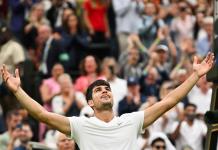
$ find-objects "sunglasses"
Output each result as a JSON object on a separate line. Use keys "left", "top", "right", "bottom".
{"left": 154, "top": 145, "right": 166, "bottom": 149}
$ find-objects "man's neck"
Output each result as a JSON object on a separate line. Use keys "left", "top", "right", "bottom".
{"left": 94, "top": 110, "right": 114, "bottom": 123}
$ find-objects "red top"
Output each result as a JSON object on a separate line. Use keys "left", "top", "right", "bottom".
{"left": 84, "top": 0, "right": 107, "bottom": 32}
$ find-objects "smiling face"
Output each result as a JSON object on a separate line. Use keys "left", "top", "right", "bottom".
{"left": 88, "top": 84, "right": 113, "bottom": 111}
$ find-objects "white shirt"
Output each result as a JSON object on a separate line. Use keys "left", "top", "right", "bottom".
{"left": 68, "top": 111, "right": 144, "bottom": 150}
{"left": 171, "top": 120, "right": 207, "bottom": 150}
{"left": 112, "top": 0, "right": 143, "bottom": 34}
{"left": 188, "top": 86, "right": 212, "bottom": 114}
{"left": 52, "top": 92, "right": 86, "bottom": 115}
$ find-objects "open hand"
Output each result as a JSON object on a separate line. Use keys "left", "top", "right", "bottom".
{"left": 0, "top": 65, "right": 21, "bottom": 93}
{"left": 193, "top": 52, "right": 215, "bottom": 78}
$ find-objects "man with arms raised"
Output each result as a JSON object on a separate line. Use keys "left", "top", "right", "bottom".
{"left": 0, "top": 52, "right": 215, "bottom": 150}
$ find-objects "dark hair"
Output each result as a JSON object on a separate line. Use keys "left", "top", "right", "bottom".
{"left": 6, "top": 109, "right": 19, "bottom": 120}
{"left": 151, "top": 137, "right": 165, "bottom": 146}
{"left": 184, "top": 103, "right": 197, "bottom": 109}
{"left": 86, "top": 79, "right": 111, "bottom": 101}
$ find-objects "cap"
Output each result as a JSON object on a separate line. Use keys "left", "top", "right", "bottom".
{"left": 156, "top": 44, "right": 169, "bottom": 53}
{"left": 127, "top": 76, "right": 139, "bottom": 86}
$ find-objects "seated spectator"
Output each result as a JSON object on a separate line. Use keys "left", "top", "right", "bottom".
{"left": 40, "top": 63, "right": 65, "bottom": 107}
{"left": 140, "top": 66, "right": 160, "bottom": 99}
{"left": 0, "top": 109, "right": 22, "bottom": 150}
{"left": 52, "top": 73, "right": 86, "bottom": 117}
{"left": 57, "top": 132, "right": 76, "bottom": 150}
{"left": 7, "top": 121, "right": 33, "bottom": 150}
{"left": 118, "top": 76, "right": 145, "bottom": 116}
{"left": 74, "top": 55, "right": 105, "bottom": 94}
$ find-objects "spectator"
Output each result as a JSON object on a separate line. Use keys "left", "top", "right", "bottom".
{"left": 112, "top": 0, "right": 144, "bottom": 53}
{"left": 118, "top": 76, "right": 145, "bottom": 116}
{"left": 83, "top": 0, "right": 111, "bottom": 59}
{"left": 46, "top": 0, "right": 75, "bottom": 28}
{"left": 188, "top": 75, "right": 212, "bottom": 117}
{"left": 0, "top": 110, "right": 22, "bottom": 150}
{"left": 101, "top": 57, "right": 127, "bottom": 115}
{"left": 140, "top": 66, "right": 160, "bottom": 99}
{"left": 52, "top": 73, "right": 86, "bottom": 117}
{"left": 119, "top": 46, "right": 145, "bottom": 79}
{"left": 8, "top": 0, "right": 37, "bottom": 40}
{"left": 170, "top": 2, "right": 195, "bottom": 46}
{"left": 57, "top": 132, "right": 76, "bottom": 150}
{"left": 55, "top": 13, "right": 90, "bottom": 75}
{"left": 7, "top": 121, "right": 33, "bottom": 150}
{"left": 148, "top": 132, "right": 176, "bottom": 150}
{"left": 170, "top": 103, "right": 207, "bottom": 150}
{"left": 37, "top": 24, "right": 62, "bottom": 78}
{"left": 83, "top": 0, "right": 110, "bottom": 41}
{"left": 196, "top": 16, "right": 213, "bottom": 57}
{"left": 40, "top": 63, "right": 64, "bottom": 106}
{"left": 74, "top": 55, "right": 105, "bottom": 94}
{"left": 138, "top": 2, "right": 165, "bottom": 47}
{"left": 23, "top": 2, "right": 49, "bottom": 49}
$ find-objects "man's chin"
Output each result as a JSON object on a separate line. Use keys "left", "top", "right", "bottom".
{"left": 101, "top": 102, "right": 113, "bottom": 110}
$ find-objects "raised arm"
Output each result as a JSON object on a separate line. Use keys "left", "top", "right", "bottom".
{"left": 0, "top": 65, "right": 71, "bottom": 136}
{"left": 143, "top": 52, "right": 215, "bottom": 128}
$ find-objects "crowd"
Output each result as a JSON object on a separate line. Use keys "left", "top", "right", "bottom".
{"left": 0, "top": 0, "right": 214, "bottom": 149}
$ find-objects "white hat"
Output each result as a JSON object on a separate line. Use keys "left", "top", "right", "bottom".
{"left": 156, "top": 44, "right": 169, "bottom": 52}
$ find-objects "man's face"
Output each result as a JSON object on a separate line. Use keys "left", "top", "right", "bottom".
{"left": 152, "top": 141, "right": 166, "bottom": 150}
{"left": 128, "top": 48, "right": 139, "bottom": 65}
{"left": 185, "top": 106, "right": 196, "bottom": 121}
{"left": 88, "top": 85, "right": 113, "bottom": 111}
{"left": 19, "top": 125, "right": 33, "bottom": 143}
{"left": 57, "top": 134, "right": 75, "bottom": 150}
{"left": 8, "top": 114, "right": 22, "bottom": 130}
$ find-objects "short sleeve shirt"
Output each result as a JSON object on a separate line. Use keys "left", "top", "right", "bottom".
{"left": 68, "top": 111, "right": 145, "bottom": 150}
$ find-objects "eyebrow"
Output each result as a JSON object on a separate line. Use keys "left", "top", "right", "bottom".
{"left": 94, "top": 86, "right": 111, "bottom": 92}
{"left": 94, "top": 87, "right": 101, "bottom": 92}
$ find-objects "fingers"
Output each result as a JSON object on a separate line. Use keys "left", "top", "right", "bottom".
{"left": 15, "top": 69, "right": 19, "bottom": 78}
{"left": 209, "top": 53, "right": 215, "bottom": 67}
{"left": 1, "top": 64, "right": 11, "bottom": 83}
{"left": 205, "top": 52, "right": 214, "bottom": 63}
{"left": 193, "top": 56, "right": 198, "bottom": 64}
